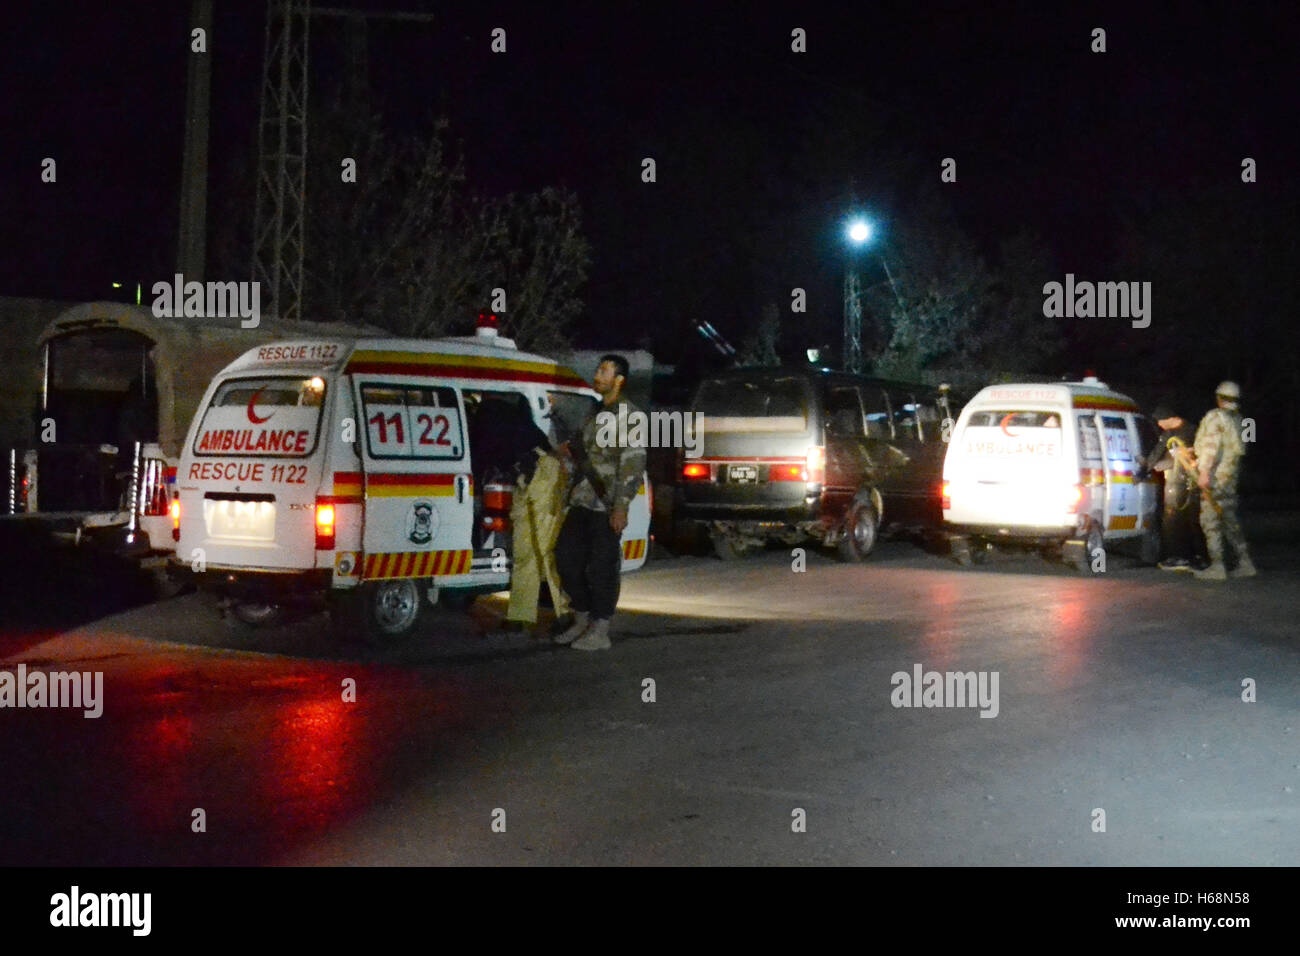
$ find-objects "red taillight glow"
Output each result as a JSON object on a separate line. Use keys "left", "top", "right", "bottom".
{"left": 805, "top": 446, "right": 825, "bottom": 483}
{"left": 316, "top": 501, "right": 336, "bottom": 550}
{"left": 1066, "top": 484, "right": 1084, "bottom": 513}
{"left": 681, "top": 462, "right": 710, "bottom": 480}
{"left": 769, "top": 463, "right": 807, "bottom": 481}
{"left": 170, "top": 498, "right": 181, "bottom": 541}
{"left": 941, "top": 481, "right": 951, "bottom": 510}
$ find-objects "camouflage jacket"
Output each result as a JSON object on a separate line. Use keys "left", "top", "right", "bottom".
{"left": 1193, "top": 407, "right": 1245, "bottom": 491}
{"left": 568, "top": 398, "right": 647, "bottom": 513}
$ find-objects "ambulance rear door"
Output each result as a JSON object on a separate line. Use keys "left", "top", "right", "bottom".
{"left": 1098, "top": 413, "right": 1139, "bottom": 538}
{"left": 354, "top": 380, "right": 475, "bottom": 584}
{"left": 621, "top": 469, "right": 652, "bottom": 571}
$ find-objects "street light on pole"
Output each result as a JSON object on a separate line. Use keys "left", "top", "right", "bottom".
{"left": 843, "top": 217, "right": 873, "bottom": 374}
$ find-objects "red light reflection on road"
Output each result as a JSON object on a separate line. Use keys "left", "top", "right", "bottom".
{"left": 258, "top": 696, "right": 358, "bottom": 832}
{"left": 919, "top": 577, "right": 962, "bottom": 669}
{"left": 1047, "top": 589, "right": 1094, "bottom": 685}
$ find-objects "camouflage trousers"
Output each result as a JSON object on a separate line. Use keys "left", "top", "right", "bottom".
{"left": 1199, "top": 487, "right": 1251, "bottom": 566}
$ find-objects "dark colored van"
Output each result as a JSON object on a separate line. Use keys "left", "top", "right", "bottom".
{"left": 678, "top": 367, "right": 956, "bottom": 560}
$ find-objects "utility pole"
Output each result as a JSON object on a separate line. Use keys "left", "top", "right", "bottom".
{"left": 252, "top": 3, "right": 437, "bottom": 322}
{"left": 842, "top": 269, "right": 863, "bottom": 374}
{"left": 177, "top": 0, "right": 213, "bottom": 283}
{"left": 252, "top": 0, "right": 311, "bottom": 322}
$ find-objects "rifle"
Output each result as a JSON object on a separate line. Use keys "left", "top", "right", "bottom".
{"left": 552, "top": 414, "right": 608, "bottom": 501}
{"left": 1168, "top": 436, "right": 1222, "bottom": 516}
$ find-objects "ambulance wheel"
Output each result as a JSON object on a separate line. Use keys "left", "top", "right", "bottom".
{"left": 224, "top": 600, "right": 283, "bottom": 631}
{"left": 358, "top": 580, "right": 422, "bottom": 645}
{"left": 1139, "top": 523, "right": 1160, "bottom": 566}
{"left": 837, "top": 501, "right": 879, "bottom": 562}
{"left": 1072, "top": 523, "right": 1105, "bottom": 575}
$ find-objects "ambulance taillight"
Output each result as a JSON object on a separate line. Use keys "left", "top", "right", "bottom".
{"left": 315, "top": 502, "right": 336, "bottom": 550}
{"left": 941, "top": 481, "right": 951, "bottom": 511}
{"left": 1066, "top": 484, "right": 1084, "bottom": 514}
{"left": 681, "top": 462, "right": 710, "bottom": 480}
{"left": 170, "top": 497, "right": 181, "bottom": 541}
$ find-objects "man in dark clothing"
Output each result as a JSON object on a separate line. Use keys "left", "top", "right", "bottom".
{"left": 1144, "top": 405, "right": 1204, "bottom": 570}
{"left": 552, "top": 354, "right": 647, "bottom": 651}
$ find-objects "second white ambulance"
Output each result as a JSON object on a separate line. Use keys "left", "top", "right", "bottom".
{"left": 942, "top": 378, "right": 1161, "bottom": 574}
{"left": 173, "top": 326, "right": 651, "bottom": 641}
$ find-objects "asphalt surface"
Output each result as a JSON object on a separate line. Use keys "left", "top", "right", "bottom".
{"left": 1, "top": 512, "right": 1298, "bottom": 865}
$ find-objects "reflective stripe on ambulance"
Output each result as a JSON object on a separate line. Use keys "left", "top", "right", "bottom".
{"left": 362, "top": 549, "right": 473, "bottom": 579}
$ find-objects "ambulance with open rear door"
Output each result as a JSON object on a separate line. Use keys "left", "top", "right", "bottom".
{"left": 173, "top": 324, "right": 651, "bottom": 642}
{"left": 941, "top": 378, "right": 1161, "bottom": 574}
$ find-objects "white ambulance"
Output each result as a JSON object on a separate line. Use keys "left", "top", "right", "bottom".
{"left": 941, "top": 378, "right": 1161, "bottom": 574}
{"left": 173, "top": 326, "right": 651, "bottom": 641}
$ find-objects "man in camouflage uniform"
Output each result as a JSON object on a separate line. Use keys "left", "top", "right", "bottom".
{"left": 553, "top": 354, "right": 647, "bottom": 650}
{"left": 1192, "top": 381, "right": 1256, "bottom": 580}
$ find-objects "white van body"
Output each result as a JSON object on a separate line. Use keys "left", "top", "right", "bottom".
{"left": 942, "top": 378, "right": 1160, "bottom": 572}
{"left": 174, "top": 328, "right": 651, "bottom": 640}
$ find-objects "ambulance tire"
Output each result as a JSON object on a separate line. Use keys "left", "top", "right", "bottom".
{"left": 1072, "top": 522, "right": 1105, "bottom": 576}
{"left": 356, "top": 580, "right": 422, "bottom": 645}
{"left": 1139, "top": 523, "right": 1161, "bottom": 566}
{"left": 837, "top": 501, "right": 879, "bottom": 562}
{"left": 224, "top": 601, "right": 284, "bottom": 632}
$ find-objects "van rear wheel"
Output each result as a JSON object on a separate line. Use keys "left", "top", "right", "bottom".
{"left": 224, "top": 600, "right": 283, "bottom": 631}
{"left": 332, "top": 581, "right": 422, "bottom": 645}
{"left": 1071, "top": 522, "right": 1105, "bottom": 575}
{"left": 1139, "top": 522, "right": 1160, "bottom": 566}
{"left": 837, "top": 501, "right": 879, "bottom": 562}
{"left": 364, "top": 580, "right": 422, "bottom": 644}
{"left": 710, "top": 529, "right": 752, "bottom": 560}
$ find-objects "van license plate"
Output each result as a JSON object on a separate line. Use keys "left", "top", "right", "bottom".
{"left": 728, "top": 464, "right": 758, "bottom": 484}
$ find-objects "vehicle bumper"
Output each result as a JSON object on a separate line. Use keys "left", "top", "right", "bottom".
{"left": 182, "top": 565, "right": 333, "bottom": 602}
{"left": 944, "top": 521, "right": 1078, "bottom": 545}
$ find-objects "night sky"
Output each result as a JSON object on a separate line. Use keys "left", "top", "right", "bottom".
{"left": 2, "top": 1, "right": 1295, "bottom": 363}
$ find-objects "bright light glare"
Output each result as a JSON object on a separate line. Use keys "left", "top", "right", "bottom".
{"left": 847, "top": 220, "right": 871, "bottom": 244}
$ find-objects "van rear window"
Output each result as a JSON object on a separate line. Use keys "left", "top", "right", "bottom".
{"left": 967, "top": 410, "right": 1062, "bottom": 429}
{"left": 194, "top": 376, "right": 326, "bottom": 457}
{"left": 960, "top": 409, "right": 1064, "bottom": 459}
{"left": 695, "top": 376, "right": 809, "bottom": 431}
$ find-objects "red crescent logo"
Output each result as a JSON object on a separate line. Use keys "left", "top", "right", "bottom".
{"left": 247, "top": 387, "right": 273, "bottom": 424}
{"left": 1000, "top": 413, "right": 1018, "bottom": 437}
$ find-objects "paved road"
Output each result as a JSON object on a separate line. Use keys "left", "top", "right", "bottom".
{"left": 2, "top": 515, "right": 1298, "bottom": 865}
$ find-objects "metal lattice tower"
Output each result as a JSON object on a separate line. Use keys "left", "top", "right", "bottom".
{"left": 843, "top": 269, "right": 863, "bottom": 374}
{"left": 252, "top": 0, "right": 311, "bottom": 321}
